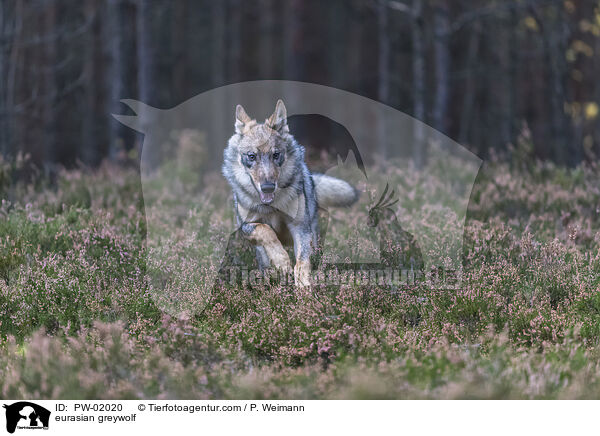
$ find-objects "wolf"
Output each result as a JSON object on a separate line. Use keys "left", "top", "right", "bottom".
{"left": 222, "top": 99, "right": 359, "bottom": 287}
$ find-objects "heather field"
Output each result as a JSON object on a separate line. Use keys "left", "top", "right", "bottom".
{"left": 2, "top": 149, "right": 600, "bottom": 400}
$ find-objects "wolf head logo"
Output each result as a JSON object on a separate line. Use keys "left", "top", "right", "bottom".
{"left": 3, "top": 402, "right": 50, "bottom": 434}
{"left": 114, "top": 81, "right": 481, "bottom": 312}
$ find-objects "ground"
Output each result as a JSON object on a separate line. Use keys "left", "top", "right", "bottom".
{"left": 1, "top": 145, "right": 600, "bottom": 399}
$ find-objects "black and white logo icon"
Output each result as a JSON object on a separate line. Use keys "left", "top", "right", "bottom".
{"left": 3, "top": 402, "right": 50, "bottom": 434}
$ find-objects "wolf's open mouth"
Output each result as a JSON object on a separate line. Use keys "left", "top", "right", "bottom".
{"left": 259, "top": 191, "right": 275, "bottom": 204}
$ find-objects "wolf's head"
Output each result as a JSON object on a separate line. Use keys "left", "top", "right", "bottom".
{"left": 225, "top": 99, "right": 297, "bottom": 205}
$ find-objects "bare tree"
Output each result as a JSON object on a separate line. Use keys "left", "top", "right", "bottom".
{"left": 106, "top": 0, "right": 125, "bottom": 160}
{"left": 42, "top": 0, "right": 57, "bottom": 166}
{"left": 136, "top": 0, "right": 152, "bottom": 108}
{"left": 82, "top": 0, "right": 106, "bottom": 166}
{"left": 172, "top": 1, "right": 188, "bottom": 104}
{"left": 228, "top": 0, "right": 242, "bottom": 83}
{"left": 4, "top": 0, "right": 23, "bottom": 158}
{"left": 377, "top": 0, "right": 390, "bottom": 156}
{"left": 211, "top": 0, "right": 227, "bottom": 159}
{"left": 458, "top": 22, "right": 480, "bottom": 145}
{"left": 212, "top": 0, "right": 225, "bottom": 87}
{"left": 283, "top": 0, "right": 306, "bottom": 81}
{"left": 432, "top": 0, "right": 450, "bottom": 133}
{"left": 134, "top": 0, "right": 155, "bottom": 164}
{"left": 258, "top": 0, "right": 275, "bottom": 78}
{"left": 529, "top": 3, "right": 571, "bottom": 163}
{"left": 411, "top": 0, "right": 426, "bottom": 169}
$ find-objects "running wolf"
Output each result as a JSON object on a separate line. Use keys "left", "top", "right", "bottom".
{"left": 222, "top": 100, "right": 359, "bottom": 287}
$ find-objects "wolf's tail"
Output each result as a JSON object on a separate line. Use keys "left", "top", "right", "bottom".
{"left": 312, "top": 174, "right": 359, "bottom": 208}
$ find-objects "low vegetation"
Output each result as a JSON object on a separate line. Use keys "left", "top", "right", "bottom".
{"left": 2, "top": 148, "right": 600, "bottom": 399}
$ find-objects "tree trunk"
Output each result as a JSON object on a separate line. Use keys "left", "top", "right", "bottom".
{"left": 171, "top": 0, "right": 188, "bottom": 105}
{"left": 227, "top": 0, "right": 242, "bottom": 84}
{"left": 507, "top": 6, "right": 518, "bottom": 148}
{"left": 107, "top": 0, "right": 124, "bottom": 160}
{"left": 529, "top": 4, "right": 570, "bottom": 164}
{"left": 258, "top": 0, "right": 274, "bottom": 78}
{"left": 136, "top": 0, "right": 152, "bottom": 106}
{"left": 5, "top": 0, "right": 23, "bottom": 158}
{"left": 0, "top": 2, "right": 7, "bottom": 156}
{"left": 432, "top": 0, "right": 450, "bottom": 134}
{"left": 211, "top": 0, "right": 226, "bottom": 160}
{"left": 42, "top": 0, "right": 57, "bottom": 167}
{"left": 458, "top": 22, "right": 480, "bottom": 145}
{"left": 82, "top": 0, "right": 105, "bottom": 166}
{"left": 212, "top": 0, "right": 225, "bottom": 87}
{"left": 136, "top": 0, "right": 154, "bottom": 164}
{"left": 283, "top": 0, "right": 304, "bottom": 80}
{"left": 377, "top": 0, "right": 390, "bottom": 157}
{"left": 411, "top": 0, "right": 426, "bottom": 169}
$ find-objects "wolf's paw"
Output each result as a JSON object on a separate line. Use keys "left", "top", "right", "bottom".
{"left": 270, "top": 246, "right": 292, "bottom": 274}
{"left": 294, "top": 259, "right": 311, "bottom": 288}
{"left": 245, "top": 223, "right": 291, "bottom": 271}
{"left": 261, "top": 233, "right": 291, "bottom": 273}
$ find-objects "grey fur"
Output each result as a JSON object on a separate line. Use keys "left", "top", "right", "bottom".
{"left": 222, "top": 100, "right": 358, "bottom": 286}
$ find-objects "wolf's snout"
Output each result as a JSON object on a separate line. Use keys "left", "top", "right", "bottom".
{"left": 258, "top": 181, "right": 276, "bottom": 204}
{"left": 260, "top": 182, "right": 276, "bottom": 193}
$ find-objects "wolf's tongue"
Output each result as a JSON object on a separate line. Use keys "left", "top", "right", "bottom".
{"left": 260, "top": 192, "right": 275, "bottom": 204}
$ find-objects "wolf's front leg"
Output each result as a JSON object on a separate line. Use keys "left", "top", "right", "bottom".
{"left": 289, "top": 225, "right": 313, "bottom": 288}
{"left": 241, "top": 223, "right": 292, "bottom": 273}
{"left": 255, "top": 246, "right": 271, "bottom": 270}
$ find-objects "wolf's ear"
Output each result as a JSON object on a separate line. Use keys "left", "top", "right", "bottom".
{"left": 235, "top": 104, "right": 252, "bottom": 134}
{"left": 266, "top": 99, "right": 289, "bottom": 134}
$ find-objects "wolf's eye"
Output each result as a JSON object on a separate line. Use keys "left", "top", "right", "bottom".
{"left": 247, "top": 153, "right": 256, "bottom": 161}
{"left": 272, "top": 152, "right": 280, "bottom": 160}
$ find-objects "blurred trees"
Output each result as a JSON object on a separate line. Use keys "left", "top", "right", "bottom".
{"left": 1, "top": 0, "right": 600, "bottom": 169}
